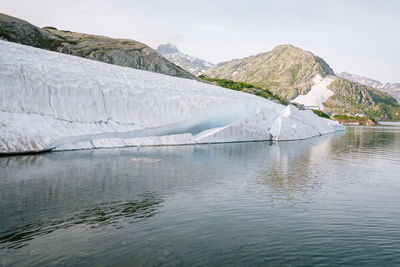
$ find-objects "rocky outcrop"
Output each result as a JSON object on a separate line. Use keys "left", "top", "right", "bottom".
{"left": 325, "top": 78, "right": 400, "bottom": 120}
{"left": 338, "top": 71, "right": 400, "bottom": 103}
{"left": 0, "top": 13, "right": 197, "bottom": 80}
{"left": 0, "top": 13, "right": 62, "bottom": 50}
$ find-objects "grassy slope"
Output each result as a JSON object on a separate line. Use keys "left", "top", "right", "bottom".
{"left": 201, "top": 77, "right": 288, "bottom": 105}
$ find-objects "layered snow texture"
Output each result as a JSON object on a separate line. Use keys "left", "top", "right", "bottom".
{"left": 292, "top": 74, "right": 335, "bottom": 109}
{"left": 0, "top": 40, "right": 345, "bottom": 153}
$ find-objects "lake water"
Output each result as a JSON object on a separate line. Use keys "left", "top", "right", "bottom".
{"left": 1, "top": 125, "right": 400, "bottom": 266}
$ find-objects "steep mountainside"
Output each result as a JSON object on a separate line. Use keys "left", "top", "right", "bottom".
{"left": 325, "top": 78, "right": 400, "bottom": 120}
{"left": 157, "top": 44, "right": 214, "bottom": 75}
{"left": 338, "top": 72, "right": 400, "bottom": 103}
{"left": 206, "top": 44, "right": 335, "bottom": 100}
{"left": 0, "top": 13, "right": 196, "bottom": 80}
{"left": 206, "top": 45, "right": 400, "bottom": 120}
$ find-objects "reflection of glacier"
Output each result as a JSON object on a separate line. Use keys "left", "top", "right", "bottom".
{"left": 0, "top": 41, "right": 344, "bottom": 153}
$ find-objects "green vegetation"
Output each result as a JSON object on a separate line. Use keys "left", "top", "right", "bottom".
{"left": 333, "top": 114, "right": 379, "bottom": 126}
{"left": 313, "top": 110, "right": 330, "bottom": 119}
{"left": 201, "top": 77, "right": 257, "bottom": 91}
{"left": 201, "top": 77, "right": 288, "bottom": 105}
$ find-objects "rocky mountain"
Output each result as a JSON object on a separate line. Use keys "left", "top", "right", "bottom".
{"left": 157, "top": 44, "right": 214, "bottom": 75}
{"left": 324, "top": 78, "right": 399, "bottom": 120}
{"left": 0, "top": 13, "right": 197, "bottom": 80}
{"left": 206, "top": 44, "right": 335, "bottom": 100}
{"left": 338, "top": 72, "right": 400, "bottom": 103}
{"left": 206, "top": 45, "right": 400, "bottom": 120}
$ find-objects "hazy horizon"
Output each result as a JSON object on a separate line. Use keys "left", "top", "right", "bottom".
{"left": 2, "top": 0, "right": 399, "bottom": 83}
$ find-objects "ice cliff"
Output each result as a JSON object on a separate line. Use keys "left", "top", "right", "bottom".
{"left": 0, "top": 40, "right": 345, "bottom": 154}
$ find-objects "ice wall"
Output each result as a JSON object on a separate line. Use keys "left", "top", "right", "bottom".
{"left": 0, "top": 41, "right": 344, "bottom": 154}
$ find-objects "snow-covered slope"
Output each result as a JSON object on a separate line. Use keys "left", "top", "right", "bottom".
{"left": 0, "top": 40, "right": 344, "bottom": 154}
{"left": 157, "top": 44, "right": 214, "bottom": 75}
{"left": 291, "top": 75, "right": 335, "bottom": 109}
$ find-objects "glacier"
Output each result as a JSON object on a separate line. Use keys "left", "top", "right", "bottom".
{"left": 0, "top": 40, "right": 345, "bottom": 154}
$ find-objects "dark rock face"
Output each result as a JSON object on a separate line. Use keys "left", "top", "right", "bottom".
{"left": 0, "top": 13, "right": 62, "bottom": 50}
{"left": 0, "top": 13, "right": 197, "bottom": 80}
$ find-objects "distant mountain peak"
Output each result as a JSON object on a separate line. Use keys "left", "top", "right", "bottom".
{"left": 157, "top": 43, "right": 179, "bottom": 54}
{"left": 272, "top": 44, "right": 299, "bottom": 51}
{"left": 156, "top": 43, "right": 214, "bottom": 75}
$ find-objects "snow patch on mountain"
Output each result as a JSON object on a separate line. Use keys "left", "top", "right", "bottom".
{"left": 291, "top": 75, "right": 335, "bottom": 109}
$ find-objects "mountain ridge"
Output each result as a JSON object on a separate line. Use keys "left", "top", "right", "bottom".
{"left": 206, "top": 45, "right": 400, "bottom": 120}
{"left": 206, "top": 44, "right": 335, "bottom": 100}
{"left": 0, "top": 13, "right": 197, "bottom": 80}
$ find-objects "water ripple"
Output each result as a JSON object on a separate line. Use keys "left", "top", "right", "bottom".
{"left": 0, "top": 194, "right": 163, "bottom": 250}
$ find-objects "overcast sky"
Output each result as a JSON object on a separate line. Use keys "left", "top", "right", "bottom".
{"left": 2, "top": 0, "right": 399, "bottom": 82}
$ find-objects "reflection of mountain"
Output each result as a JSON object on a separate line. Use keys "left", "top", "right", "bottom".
{"left": 257, "top": 126, "right": 399, "bottom": 198}
{"left": 258, "top": 135, "right": 340, "bottom": 200}
{"left": 0, "top": 140, "right": 336, "bottom": 226}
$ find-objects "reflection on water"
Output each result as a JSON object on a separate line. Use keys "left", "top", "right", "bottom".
{"left": 1, "top": 126, "right": 400, "bottom": 266}
{"left": 0, "top": 193, "right": 163, "bottom": 249}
